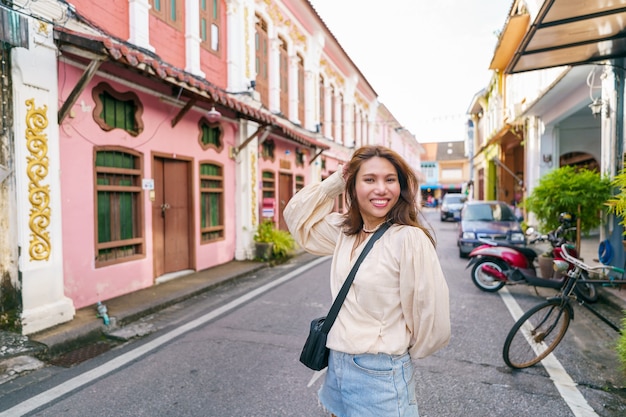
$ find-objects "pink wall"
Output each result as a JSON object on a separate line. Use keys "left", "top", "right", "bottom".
{"left": 70, "top": 0, "right": 129, "bottom": 40}
{"left": 149, "top": 17, "right": 186, "bottom": 69}
{"left": 58, "top": 62, "right": 237, "bottom": 309}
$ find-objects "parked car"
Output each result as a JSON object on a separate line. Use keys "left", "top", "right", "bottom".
{"left": 457, "top": 200, "right": 526, "bottom": 258}
{"left": 440, "top": 193, "right": 467, "bottom": 221}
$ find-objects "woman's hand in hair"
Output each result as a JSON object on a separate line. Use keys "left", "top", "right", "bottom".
{"left": 339, "top": 164, "right": 349, "bottom": 183}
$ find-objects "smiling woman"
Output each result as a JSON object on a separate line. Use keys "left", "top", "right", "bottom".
{"left": 284, "top": 145, "right": 450, "bottom": 417}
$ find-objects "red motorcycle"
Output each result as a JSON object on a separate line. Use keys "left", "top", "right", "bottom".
{"left": 466, "top": 213, "right": 598, "bottom": 303}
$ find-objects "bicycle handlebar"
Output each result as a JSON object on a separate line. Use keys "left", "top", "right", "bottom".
{"left": 559, "top": 244, "right": 626, "bottom": 276}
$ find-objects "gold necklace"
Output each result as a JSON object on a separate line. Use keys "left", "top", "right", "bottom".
{"left": 362, "top": 221, "right": 386, "bottom": 233}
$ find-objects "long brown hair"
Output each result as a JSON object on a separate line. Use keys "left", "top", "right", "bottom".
{"left": 341, "top": 145, "right": 435, "bottom": 246}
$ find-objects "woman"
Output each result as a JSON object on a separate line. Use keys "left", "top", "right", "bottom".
{"left": 284, "top": 145, "right": 450, "bottom": 417}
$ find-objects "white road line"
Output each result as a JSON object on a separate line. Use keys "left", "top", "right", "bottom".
{"left": 307, "top": 368, "right": 327, "bottom": 388}
{"left": 0, "top": 256, "right": 330, "bottom": 417}
{"left": 499, "top": 287, "right": 599, "bottom": 417}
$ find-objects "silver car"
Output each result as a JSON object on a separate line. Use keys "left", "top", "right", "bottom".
{"left": 440, "top": 193, "right": 467, "bottom": 222}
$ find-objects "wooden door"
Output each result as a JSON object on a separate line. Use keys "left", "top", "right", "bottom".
{"left": 278, "top": 172, "right": 293, "bottom": 231}
{"left": 153, "top": 157, "right": 192, "bottom": 277}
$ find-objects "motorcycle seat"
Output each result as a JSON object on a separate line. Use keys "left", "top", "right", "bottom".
{"left": 483, "top": 241, "right": 538, "bottom": 262}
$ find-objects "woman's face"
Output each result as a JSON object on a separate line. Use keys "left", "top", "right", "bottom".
{"left": 354, "top": 156, "right": 400, "bottom": 227}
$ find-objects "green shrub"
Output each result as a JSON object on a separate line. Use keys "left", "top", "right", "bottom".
{"left": 523, "top": 165, "right": 611, "bottom": 233}
{"left": 254, "top": 219, "right": 275, "bottom": 243}
{"left": 606, "top": 169, "right": 626, "bottom": 235}
{"left": 270, "top": 228, "right": 296, "bottom": 260}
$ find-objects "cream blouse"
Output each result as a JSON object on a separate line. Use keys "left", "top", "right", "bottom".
{"left": 284, "top": 170, "right": 451, "bottom": 360}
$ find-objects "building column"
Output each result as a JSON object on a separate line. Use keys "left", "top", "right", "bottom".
{"left": 128, "top": 0, "right": 155, "bottom": 51}
{"left": 233, "top": 121, "right": 264, "bottom": 261}
{"left": 323, "top": 83, "right": 332, "bottom": 138}
{"left": 333, "top": 88, "right": 341, "bottom": 143}
{"left": 226, "top": 0, "right": 250, "bottom": 92}
{"left": 268, "top": 37, "right": 281, "bottom": 114}
{"left": 288, "top": 55, "right": 299, "bottom": 123}
{"left": 13, "top": 20, "right": 74, "bottom": 334}
{"left": 184, "top": 0, "right": 205, "bottom": 77}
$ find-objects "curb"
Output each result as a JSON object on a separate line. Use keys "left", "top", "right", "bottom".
{"left": 598, "top": 286, "right": 626, "bottom": 315}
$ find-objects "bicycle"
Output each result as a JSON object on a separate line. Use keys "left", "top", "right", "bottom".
{"left": 502, "top": 243, "right": 626, "bottom": 369}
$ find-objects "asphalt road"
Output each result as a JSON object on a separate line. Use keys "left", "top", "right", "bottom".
{"left": 1, "top": 208, "right": 626, "bottom": 416}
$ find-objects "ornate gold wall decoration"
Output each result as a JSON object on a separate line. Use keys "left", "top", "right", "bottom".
{"left": 320, "top": 59, "right": 345, "bottom": 86}
{"left": 355, "top": 95, "right": 370, "bottom": 111}
{"left": 25, "top": 99, "right": 51, "bottom": 261}
{"left": 261, "top": 0, "right": 306, "bottom": 50}
{"left": 37, "top": 21, "right": 49, "bottom": 35}
{"left": 251, "top": 153, "right": 257, "bottom": 226}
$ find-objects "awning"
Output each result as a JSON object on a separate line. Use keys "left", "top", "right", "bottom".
{"left": 506, "top": 1, "right": 626, "bottom": 74}
{"left": 420, "top": 184, "right": 441, "bottom": 190}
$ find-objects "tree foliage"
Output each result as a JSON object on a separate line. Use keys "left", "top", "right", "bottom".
{"left": 523, "top": 165, "right": 611, "bottom": 234}
{"left": 605, "top": 168, "right": 626, "bottom": 235}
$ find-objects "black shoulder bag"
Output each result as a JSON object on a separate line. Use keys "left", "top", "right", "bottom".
{"left": 299, "top": 222, "right": 391, "bottom": 371}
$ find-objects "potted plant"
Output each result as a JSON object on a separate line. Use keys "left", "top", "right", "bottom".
{"left": 524, "top": 165, "right": 611, "bottom": 274}
{"left": 254, "top": 220, "right": 276, "bottom": 261}
{"left": 253, "top": 220, "right": 296, "bottom": 263}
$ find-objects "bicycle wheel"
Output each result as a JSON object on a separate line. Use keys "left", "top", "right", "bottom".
{"left": 503, "top": 298, "right": 572, "bottom": 369}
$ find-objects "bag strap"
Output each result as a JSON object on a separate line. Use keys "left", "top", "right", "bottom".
{"left": 320, "top": 221, "right": 391, "bottom": 334}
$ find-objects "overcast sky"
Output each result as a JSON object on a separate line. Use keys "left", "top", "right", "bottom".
{"left": 308, "top": 0, "right": 513, "bottom": 142}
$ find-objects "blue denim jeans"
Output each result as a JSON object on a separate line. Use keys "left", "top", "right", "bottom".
{"left": 319, "top": 350, "right": 419, "bottom": 417}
